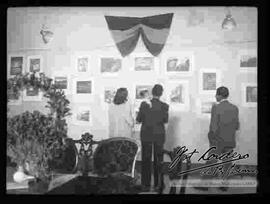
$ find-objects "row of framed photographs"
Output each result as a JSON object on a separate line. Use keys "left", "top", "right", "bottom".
{"left": 7, "top": 49, "right": 257, "bottom": 77}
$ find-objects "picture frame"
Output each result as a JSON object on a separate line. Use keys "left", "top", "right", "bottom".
{"left": 72, "top": 77, "right": 94, "bottom": 102}
{"left": 241, "top": 83, "right": 257, "bottom": 107}
{"left": 162, "top": 51, "right": 194, "bottom": 76}
{"left": 51, "top": 71, "right": 70, "bottom": 94}
{"left": 72, "top": 106, "right": 92, "bottom": 126}
{"left": 134, "top": 84, "right": 153, "bottom": 106}
{"left": 101, "top": 86, "right": 118, "bottom": 110}
{"left": 238, "top": 49, "right": 257, "bottom": 73}
{"left": 75, "top": 55, "right": 91, "bottom": 73}
{"left": 99, "top": 55, "right": 122, "bottom": 76}
{"left": 196, "top": 98, "right": 216, "bottom": 119}
{"left": 8, "top": 92, "right": 23, "bottom": 105}
{"left": 22, "top": 87, "right": 43, "bottom": 101}
{"left": 8, "top": 55, "right": 24, "bottom": 77}
{"left": 167, "top": 80, "right": 190, "bottom": 111}
{"left": 199, "top": 69, "right": 221, "bottom": 95}
{"left": 26, "top": 55, "right": 43, "bottom": 73}
{"left": 131, "top": 53, "right": 158, "bottom": 74}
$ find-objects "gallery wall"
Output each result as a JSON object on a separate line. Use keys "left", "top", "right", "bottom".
{"left": 7, "top": 7, "right": 257, "bottom": 164}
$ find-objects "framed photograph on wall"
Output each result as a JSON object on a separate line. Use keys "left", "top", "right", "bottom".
{"left": 72, "top": 106, "right": 92, "bottom": 126}
{"left": 134, "top": 84, "right": 153, "bottom": 103}
{"left": 8, "top": 92, "right": 22, "bottom": 105}
{"left": 162, "top": 52, "right": 194, "bottom": 76}
{"left": 238, "top": 49, "right": 257, "bottom": 72}
{"left": 8, "top": 55, "right": 24, "bottom": 77}
{"left": 196, "top": 98, "right": 216, "bottom": 119}
{"left": 167, "top": 80, "right": 190, "bottom": 111}
{"left": 27, "top": 55, "right": 43, "bottom": 73}
{"left": 52, "top": 71, "right": 70, "bottom": 94}
{"left": 72, "top": 77, "right": 94, "bottom": 102}
{"left": 241, "top": 83, "right": 257, "bottom": 107}
{"left": 199, "top": 69, "right": 221, "bottom": 95}
{"left": 99, "top": 56, "right": 122, "bottom": 76}
{"left": 131, "top": 53, "right": 158, "bottom": 73}
{"left": 101, "top": 86, "right": 118, "bottom": 109}
{"left": 76, "top": 56, "right": 90, "bottom": 73}
{"left": 23, "top": 87, "right": 43, "bottom": 101}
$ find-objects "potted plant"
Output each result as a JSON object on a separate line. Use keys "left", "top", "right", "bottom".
{"left": 7, "top": 72, "right": 71, "bottom": 193}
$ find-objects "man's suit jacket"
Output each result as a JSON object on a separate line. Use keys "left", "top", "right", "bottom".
{"left": 136, "top": 98, "right": 169, "bottom": 144}
{"left": 208, "top": 100, "right": 240, "bottom": 148}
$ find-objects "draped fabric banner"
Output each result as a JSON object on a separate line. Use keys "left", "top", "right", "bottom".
{"left": 105, "top": 13, "right": 174, "bottom": 57}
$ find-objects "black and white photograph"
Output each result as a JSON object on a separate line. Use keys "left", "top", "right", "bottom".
{"left": 8, "top": 55, "right": 24, "bottom": 76}
{"left": 239, "top": 49, "right": 257, "bottom": 72}
{"left": 7, "top": 7, "right": 258, "bottom": 195}
{"left": 242, "top": 83, "right": 257, "bottom": 107}
{"left": 163, "top": 52, "right": 193, "bottom": 75}
{"left": 167, "top": 80, "right": 190, "bottom": 111}
{"left": 77, "top": 57, "right": 89, "bottom": 72}
{"left": 100, "top": 57, "right": 122, "bottom": 75}
{"left": 199, "top": 69, "right": 221, "bottom": 94}
{"left": 27, "top": 55, "right": 43, "bottom": 73}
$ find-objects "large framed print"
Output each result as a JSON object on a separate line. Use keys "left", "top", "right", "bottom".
{"left": 75, "top": 55, "right": 91, "bottom": 73}
{"left": 241, "top": 83, "right": 257, "bottom": 107}
{"left": 167, "top": 80, "right": 190, "bottom": 111}
{"left": 52, "top": 71, "right": 70, "bottom": 94}
{"left": 196, "top": 98, "right": 216, "bottom": 119}
{"left": 199, "top": 69, "right": 221, "bottom": 95}
{"left": 72, "top": 77, "right": 94, "bottom": 102}
{"left": 8, "top": 55, "right": 24, "bottom": 77}
{"left": 238, "top": 49, "right": 257, "bottom": 73}
{"left": 162, "top": 52, "right": 194, "bottom": 76}
{"left": 99, "top": 56, "right": 122, "bottom": 76}
{"left": 26, "top": 55, "right": 43, "bottom": 73}
{"left": 72, "top": 106, "right": 92, "bottom": 126}
{"left": 23, "top": 87, "right": 43, "bottom": 101}
{"left": 131, "top": 53, "right": 158, "bottom": 73}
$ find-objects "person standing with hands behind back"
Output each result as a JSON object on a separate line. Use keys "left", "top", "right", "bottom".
{"left": 136, "top": 84, "right": 169, "bottom": 191}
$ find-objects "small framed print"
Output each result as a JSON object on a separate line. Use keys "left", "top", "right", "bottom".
{"left": 241, "top": 83, "right": 257, "bottom": 107}
{"left": 72, "top": 77, "right": 93, "bottom": 102}
{"left": 27, "top": 55, "right": 43, "bottom": 73}
{"left": 199, "top": 69, "right": 221, "bottom": 95}
{"left": 238, "top": 49, "right": 257, "bottom": 72}
{"left": 167, "top": 80, "right": 190, "bottom": 111}
{"left": 101, "top": 86, "right": 117, "bottom": 109}
{"left": 23, "top": 87, "right": 43, "bottom": 101}
{"left": 131, "top": 53, "right": 158, "bottom": 73}
{"left": 162, "top": 52, "right": 194, "bottom": 76}
{"left": 76, "top": 56, "right": 90, "bottom": 73}
{"left": 134, "top": 84, "right": 153, "bottom": 105}
{"left": 99, "top": 56, "right": 122, "bottom": 76}
{"left": 196, "top": 98, "right": 216, "bottom": 119}
{"left": 8, "top": 92, "right": 22, "bottom": 105}
{"left": 72, "top": 106, "right": 92, "bottom": 126}
{"left": 52, "top": 71, "right": 70, "bottom": 94}
{"left": 8, "top": 55, "right": 24, "bottom": 77}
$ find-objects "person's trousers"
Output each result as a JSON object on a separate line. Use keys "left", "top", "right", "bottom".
{"left": 141, "top": 141, "right": 163, "bottom": 187}
{"left": 201, "top": 145, "right": 234, "bottom": 180}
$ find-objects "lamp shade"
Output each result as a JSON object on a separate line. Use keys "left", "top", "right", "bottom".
{"left": 222, "top": 14, "right": 236, "bottom": 30}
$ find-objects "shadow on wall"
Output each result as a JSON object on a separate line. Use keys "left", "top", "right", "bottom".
{"left": 165, "top": 115, "right": 181, "bottom": 150}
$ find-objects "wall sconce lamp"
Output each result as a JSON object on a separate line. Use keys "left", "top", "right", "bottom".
{"left": 222, "top": 7, "right": 237, "bottom": 30}
{"left": 40, "top": 23, "right": 54, "bottom": 44}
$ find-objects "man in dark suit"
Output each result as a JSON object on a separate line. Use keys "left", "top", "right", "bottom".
{"left": 194, "top": 86, "right": 240, "bottom": 192}
{"left": 136, "top": 84, "right": 169, "bottom": 191}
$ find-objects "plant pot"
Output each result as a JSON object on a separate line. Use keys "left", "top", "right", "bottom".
{"left": 28, "top": 178, "right": 49, "bottom": 194}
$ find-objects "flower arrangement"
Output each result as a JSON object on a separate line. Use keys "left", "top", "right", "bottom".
{"left": 7, "top": 72, "right": 72, "bottom": 183}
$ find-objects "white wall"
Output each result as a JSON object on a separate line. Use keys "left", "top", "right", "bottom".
{"left": 7, "top": 7, "right": 257, "bottom": 164}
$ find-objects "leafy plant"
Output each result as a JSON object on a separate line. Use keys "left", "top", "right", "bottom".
{"left": 7, "top": 72, "right": 72, "bottom": 181}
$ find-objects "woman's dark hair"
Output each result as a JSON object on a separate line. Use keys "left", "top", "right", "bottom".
{"left": 152, "top": 84, "right": 163, "bottom": 97}
{"left": 113, "top": 88, "right": 128, "bottom": 105}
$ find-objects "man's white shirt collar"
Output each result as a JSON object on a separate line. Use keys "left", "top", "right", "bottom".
{"left": 218, "top": 99, "right": 228, "bottom": 104}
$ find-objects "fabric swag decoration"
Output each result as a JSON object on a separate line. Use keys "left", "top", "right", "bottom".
{"left": 105, "top": 13, "right": 174, "bottom": 57}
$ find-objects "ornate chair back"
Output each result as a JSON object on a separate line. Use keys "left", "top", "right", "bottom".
{"left": 92, "top": 137, "right": 140, "bottom": 178}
